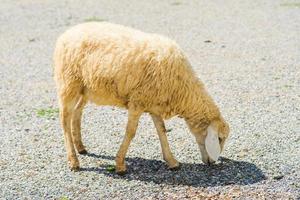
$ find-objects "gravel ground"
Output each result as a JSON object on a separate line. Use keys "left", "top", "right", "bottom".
{"left": 0, "top": 0, "right": 299, "bottom": 199}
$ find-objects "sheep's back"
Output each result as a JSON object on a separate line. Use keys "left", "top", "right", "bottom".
{"left": 54, "top": 22, "right": 198, "bottom": 114}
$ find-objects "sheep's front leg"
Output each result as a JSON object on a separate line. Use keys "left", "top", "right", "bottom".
{"left": 115, "top": 110, "right": 142, "bottom": 175}
{"left": 151, "top": 114, "right": 179, "bottom": 169}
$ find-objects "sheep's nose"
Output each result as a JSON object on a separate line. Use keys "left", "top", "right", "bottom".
{"left": 202, "top": 157, "right": 216, "bottom": 165}
{"left": 207, "top": 159, "right": 216, "bottom": 165}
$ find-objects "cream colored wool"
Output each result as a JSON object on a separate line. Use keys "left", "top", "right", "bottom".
{"left": 54, "top": 22, "right": 229, "bottom": 173}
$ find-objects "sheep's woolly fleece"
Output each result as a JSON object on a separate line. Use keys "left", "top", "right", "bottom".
{"left": 54, "top": 22, "right": 221, "bottom": 125}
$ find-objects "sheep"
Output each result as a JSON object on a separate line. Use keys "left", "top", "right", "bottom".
{"left": 53, "top": 22, "right": 230, "bottom": 174}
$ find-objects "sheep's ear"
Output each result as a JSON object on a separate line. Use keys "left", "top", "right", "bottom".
{"left": 205, "top": 126, "right": 221, "bottom": 162}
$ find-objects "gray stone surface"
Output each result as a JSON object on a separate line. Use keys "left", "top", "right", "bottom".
{"left": 0, "top": 0, "right": 299, "bottom": 199}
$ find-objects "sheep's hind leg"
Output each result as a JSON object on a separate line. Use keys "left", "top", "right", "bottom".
{"left": 151, "top": 114, "right": 180, "bottom": 170}
{"left": 72, "top": 95, "right": 88, "bottom": 154}
{"left": 60, "top": 99, "right": 80, "bottom": 171}
{"left": 115, "top": 109, "right": 142, "bottom": 175}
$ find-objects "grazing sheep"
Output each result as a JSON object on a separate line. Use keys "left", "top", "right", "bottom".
{"left": 53, "top": 22, "right": 230, "bottom": 174}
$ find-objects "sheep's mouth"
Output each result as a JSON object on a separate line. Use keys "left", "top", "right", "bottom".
{"left": 198, "top": 144, "right": 218, "bottom": 165}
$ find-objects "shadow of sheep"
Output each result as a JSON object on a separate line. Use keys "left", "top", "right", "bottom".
{"left": 80, "top": 153, "right": 266, "bottom": 187}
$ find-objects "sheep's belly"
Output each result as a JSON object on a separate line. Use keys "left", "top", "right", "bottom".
{"left": 86, "top": 90, "right": 127, "bottom": 108}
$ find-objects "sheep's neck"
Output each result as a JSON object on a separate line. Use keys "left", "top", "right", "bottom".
{"left": 177, "top": 85, "right": 221, "bottom": 127}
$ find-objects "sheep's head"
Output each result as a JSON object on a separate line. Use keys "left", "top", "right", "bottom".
{"left": 186, "top": 117, "right": 230, "bottom": 164}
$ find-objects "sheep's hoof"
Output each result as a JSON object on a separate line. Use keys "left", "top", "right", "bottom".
{"left": 169, "top": 163, "right": 181, "bottom": 171}
{"left": 68, "top": 156, "right": 80, "bottom": 171}
{"left": 116, "top": 170, "right": 127, "bottom": 176}
{"left": 166, "top": 159, "right": 180, "bottom": 170}
{"left": 78, "top": 149, "right": 88, "bottom": 155}
{"left": 70, "top": 166, "right": 80, "bottom": 172}
{"left": 116, "top": 165, "right": 127, "bottom": 175}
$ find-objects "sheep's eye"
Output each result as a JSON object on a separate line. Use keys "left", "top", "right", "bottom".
{"left": 218, "top": 137, "right": 222, "bottom": 143}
